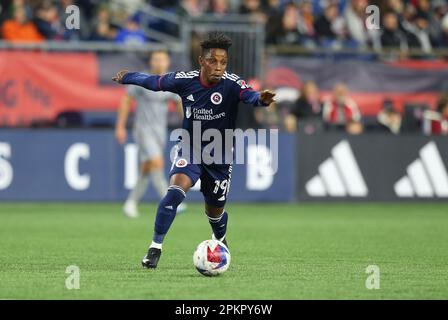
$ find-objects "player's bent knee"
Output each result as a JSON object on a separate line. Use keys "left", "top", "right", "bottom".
{"left": 149, "top": 157, "right": 164, "bottom": 170}
{"left": 170, "top": 173, "right": 193, "bottom": 192}
{"left": 140, "top": 160, "right": 153, "bottom": 175}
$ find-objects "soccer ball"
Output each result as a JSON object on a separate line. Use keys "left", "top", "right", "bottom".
{"left": 193, "top": 239, "right": 231, "bottom": 276}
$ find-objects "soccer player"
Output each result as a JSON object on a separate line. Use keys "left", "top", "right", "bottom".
{"left": 115, "top": 50, "right": 186, "bottom": 218}
{"left": 112, "top": 33, "right": 275, "bottom": 268}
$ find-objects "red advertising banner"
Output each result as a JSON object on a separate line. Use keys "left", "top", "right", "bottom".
{"left": 0, "top": 51, "right": 124, "bottom": 126}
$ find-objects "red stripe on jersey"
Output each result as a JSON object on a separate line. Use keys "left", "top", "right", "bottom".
{"left": 239, "top": 88, "right": 250, "bottom": 99}
{"left": 157, "top": 75, "right": 164, "bottom": 90}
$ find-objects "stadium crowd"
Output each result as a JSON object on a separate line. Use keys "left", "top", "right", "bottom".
{"left": 260, "top": 81, "right": 448, "bottom": 136}
{"left": 1, "top": 0, "right": 448, "bottom": 52}
{"left": 1, "top": 0, "right": 447, "bottom": 135}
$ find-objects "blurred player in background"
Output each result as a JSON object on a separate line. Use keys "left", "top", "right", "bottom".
{"left": 115, "top": 50, "right": 186, "bottom": 218}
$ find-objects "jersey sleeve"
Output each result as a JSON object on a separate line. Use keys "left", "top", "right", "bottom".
{"left": 158, "top": 72, "right": 183, "bottom": 93}
{"left": 233, "top": 77, "right": 268, "bottom": 107}
{"left": 122, "top": 71, "right": 183, "bottom": 94}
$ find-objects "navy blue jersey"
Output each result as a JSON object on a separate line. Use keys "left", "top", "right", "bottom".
{"left": 122, "top": 70, "right": 268, "bottom": 163}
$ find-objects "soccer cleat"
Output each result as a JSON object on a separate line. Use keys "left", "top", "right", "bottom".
{"left": 123, "top": 200, "right": 139, "bottom": 218}
{"left": 142, "top": 247, "right": 162, "bottom": 269}
{"left": 212, "top": 233, "right": 228, "bottom": 249}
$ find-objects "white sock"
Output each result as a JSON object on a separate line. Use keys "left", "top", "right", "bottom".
{"left": 150, "top": 170, "right": 169, "bottom": 199}
{"left": 127, "top": 173, "right": 150, "bottom": 204}
{"left": 150, "top": 241, "right": 162, "bottom": 250}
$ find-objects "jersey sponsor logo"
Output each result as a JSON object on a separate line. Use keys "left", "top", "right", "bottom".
{"left": 394, "top": 142, "right": 448, "bottom": 198}
{"left": 305, "top": 140, "right": 368, "bottom": 197}
{"left": 192, "top": 108, "right": 225, "bottom": 120}
{"left": 236, "top": 79, "right": 250, "bottom": 89}
{"left": 175, "top": 158, "right": 188, "bottom": 168}
{"left": 186, "top": 106, "right": 192, "bottom": 119}
{"left": 210, "top": 92, "right": 223, "bottom": 105}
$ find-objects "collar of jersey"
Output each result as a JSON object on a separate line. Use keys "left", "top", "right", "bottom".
{"left": 199, "top": 71, "right": 220, "bottom": 89}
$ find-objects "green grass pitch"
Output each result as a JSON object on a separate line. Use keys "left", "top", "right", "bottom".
{"left": 1, "top": 202, "right": 447, "bottom": 299}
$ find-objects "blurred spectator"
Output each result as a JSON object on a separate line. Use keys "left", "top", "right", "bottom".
{"left": 33, "top": 1, "right": 64, "bottom": 40}
{"left": 266, "top": 0, "right": 281, "bottom": 15}
{"left": 408, "top": 1, "right": 433, "bottom": 53}
{"left": 383, "top": 0, "right": 404, "bottom": 15}
{"left": 208, "top": 0, "right": 231, "bottom": 17}
{"left": 89, "top": 5, "right": 117, "bottom": 41}
{"left": 115, "top": 15, "right": 147, "bottom": 45}
{"left": 426, "top": 0, "right": 447, "bottom": 46}
{"left": 108, "top": 0, "right": 143, "bottom": 23}
{"left": 178, "top": 0, "right": 207, "bottom": 17}
{"left": 380, "top": 11, "right": 408, "bottom": 50}
{"left": 1, "top": 0, "right": 33, "bottom": 24}
{"left": 398, "top": 2, "right": 431, "bottom": 52}
{"left": 291, "top": 81, "right": 322, "bottom": 119}
{"left": 423, "top": 95, "right": 448, "bottom": 135}
{"left": 311, "top": 0, "right": 348, "bottom": 16}
{"left": 239, "top": 0, "right": 267, "bottom": 24}
{"left": 265, "top": 0, "right": 283, "bottom": 44}
{"left": 151, "top": 0, "right": 179, "bottom": 9}
{"left": 345, "top": 0, "right": 377, "bottom": 48}
{"left": 271, "top": 3, "right": 302, "bottom": 45}
{"left": 314, "top": 3, "right": 346, "bottom": 43}
{"left": 57, "top": 0, "right": 90, "bottom": 40}
{"left": 1, "top": 4, "right": 44, "bottom": 42}
{"left": 297, "top": 0, "right": 315, "bottom": 41}
{"left": 440, "top": 12, "right": 448, "bottom": 47}
{"left": 323, "top": 83, "right": 362, "bottom": 130}
{"left": 377, "top": 99, "right": 402, "bottom": 134}
{"left": 285, "top": 81, "right": 322, "bottom": 133}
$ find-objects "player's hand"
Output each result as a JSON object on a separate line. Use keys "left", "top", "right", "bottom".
{"left": 112, "top": 70, "right": 129, "bottom": 84}
{"left": 115, "top": 126, "right": 127, "bottom": 145}
{"left": 259, "top": 90, "right": 276, "bottom": 106}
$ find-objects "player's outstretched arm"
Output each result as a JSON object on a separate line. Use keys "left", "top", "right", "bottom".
{"left": 240, "top": 87, "right": 276, "bottom": 107}
{"left": 112, "top": 69, "right": 166, "bottom": 92}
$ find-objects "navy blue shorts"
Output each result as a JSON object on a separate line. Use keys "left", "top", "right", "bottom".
{"left": 169, "top": 150, "right": 232, "bottom": 208}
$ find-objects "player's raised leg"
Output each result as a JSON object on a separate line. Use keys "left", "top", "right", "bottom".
{"left": 142, "top": 173, "right": 193, "bottom": 269}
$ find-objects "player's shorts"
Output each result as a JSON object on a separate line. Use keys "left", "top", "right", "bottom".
{"left": 169, "top": 145, "right": 232, "bottom": 208}
{"left": 133, "top": 129, "right": 165, "bottom": 162}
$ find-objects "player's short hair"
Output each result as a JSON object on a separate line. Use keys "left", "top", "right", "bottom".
{"left": 200, "top": 32, "right": 232, "bottom": 55}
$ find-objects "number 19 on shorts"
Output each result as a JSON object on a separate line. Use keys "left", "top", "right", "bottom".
{"left": 213, "top": 179, "right": 230, "bottom": 197}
